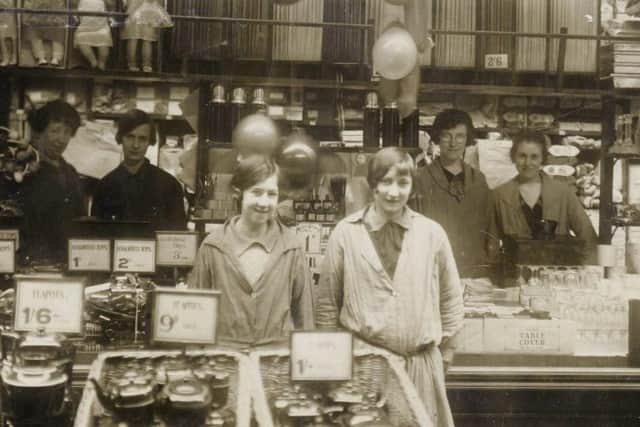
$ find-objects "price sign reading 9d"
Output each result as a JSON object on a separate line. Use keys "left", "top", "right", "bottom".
{"left": 290, "top": 331, "right": 353, "bottom": 381}
{"left": 14, "top": 278, "right": 85, "bottom": 334}
{"left": 151, "top": 289, "right": 220, "bottom": 345}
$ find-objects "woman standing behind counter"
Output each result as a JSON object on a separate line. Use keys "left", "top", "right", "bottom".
{"left": 189, "top": 155, "right": 314, "bottom": 347}
{"left": 411, "top": 109, "right": 491, "bottom": 278}
{"left": 489, "top": 130, "right": 598, "bottom": 263}
{"left": 316, "top": 147, "right": 463, "bottom": 427}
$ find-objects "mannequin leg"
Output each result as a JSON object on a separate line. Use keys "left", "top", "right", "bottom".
{"left": 51, "top": 40, "right": 64, "bottom": 65}
{"left": 141, "top": 40, "right": 152, "bottom": 72}
{"left": 127, "top": 38, "right": 138, "bottom": 70}
{"left": 97, "top": 46, "right": 109, "bottom": 70}
{"left": 29, "top": 35, "right": 46, "bottom": 64}
{"left": 0, "top": 37, "right": 8, "bottom": 66}
{"left": 397, "top": 65, "right": 420, "bottom": 118}
{"left": 78, "top": 44, "right": 98, "bottom": 68}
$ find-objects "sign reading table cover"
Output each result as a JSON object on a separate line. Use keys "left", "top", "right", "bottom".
{"left": 13, "top": 277, "right": 85, "bottom": 334}
{"left": 290, "top": 331, "right": 353, "bottom": 381}
{"left": 113, "top": 239, "right": 156, "bottom": 273}
{"left": 68, "top": 238, "right": 111, "bottom": 272}
{"left": 150, "top": 289, "right": 220, "bottom": 345}
{"left": 155, "top": 231, "right": 199, "bottom": 267}
{"left": 0, "top": 240, "right": 15, "bottom": 273}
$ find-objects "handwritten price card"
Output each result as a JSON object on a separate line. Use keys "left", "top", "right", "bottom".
{"left": 156, "top": 232, "right": 199, "bottom": 267}
{"left": 68, "top": 239, "right": 111, "bottom": 272}
{"left": 0, "top": 229, "right": 19, "bottom": 250}
{"left": 151, "top": 289, "right": 220, "bottom": 345}
{"left": 0, "top": 240, "right": 15, "bottom": 274}
{"left": 113, "top": 239, "right": 156, "bottom": 273}
{"left": 290, "top": 331, "right": 353, "bottom": 381}
{"left": 14, "top": 277, "right": 85, "bottom": 333}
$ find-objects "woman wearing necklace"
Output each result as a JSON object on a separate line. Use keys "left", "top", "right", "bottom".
{"left": 488, "top": 130, "right": 597, "bottom": 263}
{"left": 316, "top": 147, "right": 463, "bottom": 427}
{"left": 411, "top": 109, "right": 492, "bottom": 279}
{"left": 189, "top": 155, "right": 314, "bottom": 347}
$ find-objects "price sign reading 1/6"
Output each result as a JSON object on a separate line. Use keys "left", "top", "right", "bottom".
{"left": 484, "top": 53, "right": 509, "bottom": 70}
{"left": 151, "top": 289, "right": 220, "bottom": 345}
{"left": 0, "top": 240, "right": 15, "bottom": 274}
{"left": 290, "top": 331, "right": 353, "bottom": 381}
{"left": 68, "top": 239, "right": 111, "bottom": 272}
{"left": 113, "top": 239, "right": 156, "bottom": 273}
{"left": 13, "top": 277, "right": 85, "bottom": 334}
{"left": 156, "top": 232, "right": 199, "bottom": 267}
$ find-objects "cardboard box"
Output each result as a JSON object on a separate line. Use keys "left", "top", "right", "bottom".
{"left": 483, "top": 319, "right": 576, "bottom": 355}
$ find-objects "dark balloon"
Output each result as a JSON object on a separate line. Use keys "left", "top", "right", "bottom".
{"left": 231, "top": 114, "right": 281, "bottom": 157}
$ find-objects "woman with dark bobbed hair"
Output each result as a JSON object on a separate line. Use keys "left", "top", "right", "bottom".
{"left": 93, "top": 109, "right": 186, "bottom": 231}
{"left": 488, "top": 130, "right": 597, "bottom": 263}
{"left": 411, "top": 109, "right": 492, "bottom": 279}
{"left": 17, "top": 100, "right": 85, "bottom": 262}
{"left": 190, "top": 155, "right": 314, "bottom": 346}
{"left": 316, "top": 147, "right": 462, "bottom": 427}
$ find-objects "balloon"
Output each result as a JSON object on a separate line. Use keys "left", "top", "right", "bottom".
{"left": 232, "top": 114, "right": 281, "bottom": 157}
{"left": 372, "top": 26, "right": 418, "bottom": 80}
{"left": 278, "top": 130, "right": 318, "bottom": 190}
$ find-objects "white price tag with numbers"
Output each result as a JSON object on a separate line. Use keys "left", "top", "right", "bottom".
{"left": 484, "top": 54, "right": 508, "bottom": 69}
{"left": 68, "top": 239, "right": 111, "bottom": 272}
{"left": 13, "top": 277, "right": 84, "bottom": 334}
{"left": 150, "top": 289, "right": 220, "bottom": 345}
{"left": 0, "top": 240, "right": 15, "bottom": 274}
{"left": 113, "top": 239, "right": 156, "bottom": 273}
{"left": 156, "top": 232, "right": 199, "bottom": 267}
{"left": 290, "top": 331, "right": 353, "bottom": 381}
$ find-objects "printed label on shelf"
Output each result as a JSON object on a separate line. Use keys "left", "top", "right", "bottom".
{"left": 113, "top": 239, "right": 156, "bottom": 273}
{"left": 0, "top": 240, "right": 15, "bottom": 274}
{"left": 156, "top": 232, "right": 199, "bottom": 267}
{"left": 14, "top": 277, "right": 84, "bottom": 334}
{"left": 151, "top": 289, "right": 220, "bottom": 344}
{"left": 68, "top": 239, "right": 111, "bottom": 272}
{"left": 0, "top": 229, "right": 19, "bottom": 250}
{"left": 290, "top": 331, "right": 353, "bottom": 381}
{"left": 484, "top": 54, "right": 509, "bottom": 69}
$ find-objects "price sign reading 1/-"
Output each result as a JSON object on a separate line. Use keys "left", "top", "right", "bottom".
{"left": 113, "top": 239, "right": 156, "bottom": 273}
{"left": 290, "top": 331, "right": 353, "bottom": 381}
{"left": 0, "top": 240, "right": 15, "bottom": 274}
{"left": 150, "top": 289, "right": 220, "bottom": 345}
{"left": 13, "top": 277, "right": 85, "bottom": 334}
{"left": 156, "top": 231, "right": 199, "bottom": 267}
{"left": 68, "top": 238, "right": 111, "bottom": 272}
{"left": 484, "top": 53, "right": 509, "bottom": 70}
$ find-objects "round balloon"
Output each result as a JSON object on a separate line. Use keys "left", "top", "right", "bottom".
{"left": 232, "top": 114, "right": 281, "bottom": 157}
{"left": 372, "top": 26, "right": 418, "bottom": 80}
{"left": 278, "top": 130, "right": 318, "bottom": 190}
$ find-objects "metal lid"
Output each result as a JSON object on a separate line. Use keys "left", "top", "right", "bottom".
{"left": 252, "top": 88, "right": 266, "bottom": 105}
{"left": 365, "top": 92, "right": 379, "bottom": 109}
{"left": 232, "top": 88, "right": 247, "bottom": 104}
{"left": 211, "top": 85, "right": 226, "bottom": 103}
{"left": 383, "top": 101, "right": 398, "bottom": 109}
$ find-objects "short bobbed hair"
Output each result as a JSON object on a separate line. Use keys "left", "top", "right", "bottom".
{"left": 231, "top": 155, "right": 280, "bottom": 195}
{"left": 28, "top": 100, "right": 81, "bottom": 136}
{"left": 510, "top": 130, "right": 548, "bottom": 163}
{"left": 431, "top": 109, "right": 475, "bottom": 146}
{"left": 367, "top": 147, "right": 416, "bottom": 190}
{"left": 115, "top": 109, "right": 157, "bottom": 145}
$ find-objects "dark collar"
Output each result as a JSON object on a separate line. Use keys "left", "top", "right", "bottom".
{"left": 117, "top": 159, "right": 152, "bottom": 179}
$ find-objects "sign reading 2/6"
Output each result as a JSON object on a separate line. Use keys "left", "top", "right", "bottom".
{"left": 13, "top": 278, "right": 85, "bottom": 334}
{"left": 290, "top": 331, "right": 353, "bottom": 381}
{"left": 113, "top": 240, "right": 156, "bottom": 273}
{"left": 151, "top": 289, "right": 220, "bottom": 345}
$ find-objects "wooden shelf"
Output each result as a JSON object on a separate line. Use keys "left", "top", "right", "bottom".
{"left": 606, "top": 151, "right": 640, "bottom": 160}
{"left": 88, "top": 112, "right": 187, "bottom": 122}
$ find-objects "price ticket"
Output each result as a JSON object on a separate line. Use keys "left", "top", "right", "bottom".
{"left": 151, "top": 289, "right": 220, "bottom": 345}
{"left": 113, "top": 239, "right": 156, "bottom": 273}
{"left": 68, "top": 238, "right": 111, "bottom": 272}
{"left": 0, "top": 229, "right": 19, "bottom": 250}
{"left": 156, "top": 232, "right": 199, "bottom": 267}
{"left": 13, "top": 277, "right": 85, "bottom": 334}
{"left": 0, "top": 240, "right": 15, "bottom": 274}
{"left": 290, "top": 331, "right": 353, "bottom": 381}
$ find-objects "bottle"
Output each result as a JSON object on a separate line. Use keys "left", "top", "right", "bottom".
{"left": 208, "top": 84, "right": 227, "bottom": 144}
{"left": 323, "top": 196, "right": 335, "bottom": 223}
{"left": 294, "top": 200, "right": 307, "bottom": 223}
{"left": 250, "top": 87, "right": 268, "bottom": 115}
{"left": 315, "top": 197, "right": 326, "bottom": 223}
{"left": 382, "top": 101, "right": 400, "bottom": 147}
{"left": 363, "top": 92, "right": 380, "bottom": 148}
{"left": 229, "top": 87, "right": 248, "bottom": 137}
{"left": 307, "top": 197, "right": 317, "bottom": 222}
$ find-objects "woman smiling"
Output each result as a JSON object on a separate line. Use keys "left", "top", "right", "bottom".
{"left": 189, "top": 155, "right": 314, "bottom": 346}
